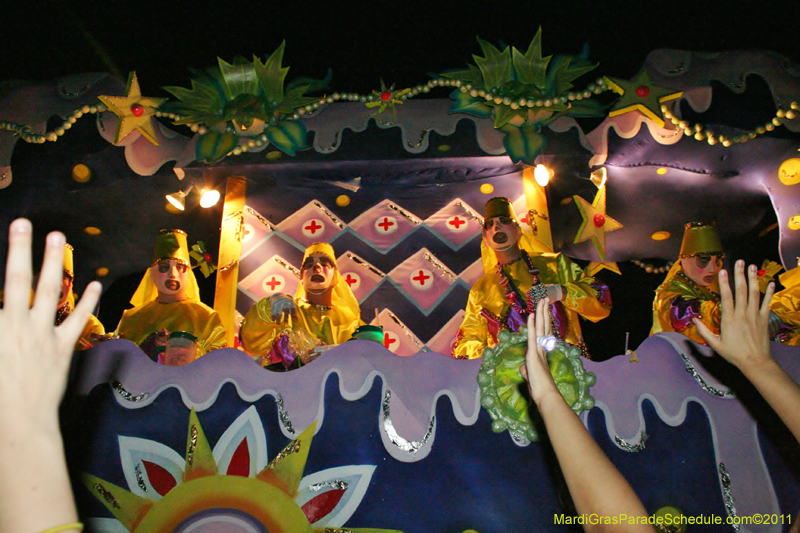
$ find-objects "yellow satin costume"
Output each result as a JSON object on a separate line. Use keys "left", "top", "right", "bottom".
{"left": 116, "top": 300, "right": 227, "bottom": 356}
{"left": 59, "top": 243, "right": 106, "bottom": 350}
{"left": 452, "top": 252, "right": 611, "bottom": 360}
{"left": 239, "top": 243, "right": 362, "bottom": 360}
{"left": 771, "top": 266, "right": 800, "bottom": 346}
{"left": 650, "top": 223, "right": 723, "bottom": 345}
{"left": 115, "top": 229, "right": 227, "bottom": 357}
{"left": 650, "top": 264, "right": 721, "bottom": 345}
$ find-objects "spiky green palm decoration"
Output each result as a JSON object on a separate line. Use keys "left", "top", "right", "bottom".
{"left": 161, "top": 42, "right": 330, "bottom": 163}
{"left": 440, "top": 29, "right": 605, "bottom": 165}
{"left": 477, "top": 327, "right": 596, "bottom": 445}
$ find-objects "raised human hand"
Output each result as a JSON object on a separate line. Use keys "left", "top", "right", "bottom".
{"left": 520, "top": 297, "right": 560, "bottom": 404}
{"left": 694, "top": 260, "right": 775, "bottom": 371}
{"left": 0, "top": 219, "right": 101, "bottom": 432}
{"left": 269, "top": 292, "right": 297, "bottom": 323}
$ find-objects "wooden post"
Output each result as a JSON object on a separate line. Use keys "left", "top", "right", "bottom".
{"left": 522, "top": 166, "right": 553, "bottom": 252}
{"left": 213, "top": 176, "right": 246, "bottom": 347}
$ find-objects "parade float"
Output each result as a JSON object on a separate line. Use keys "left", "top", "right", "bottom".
{"left": 1, "top": 31, "right": 799, "bottom": 531}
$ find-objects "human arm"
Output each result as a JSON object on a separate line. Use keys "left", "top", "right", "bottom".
{"left": 521, "top": 298, "right": 653, "bottom": 532}
{"left": 695, "top": 261, "right": 800, "bottom": 444}
{"left": 0, "top": 219, "right": 101, "bottom": 533}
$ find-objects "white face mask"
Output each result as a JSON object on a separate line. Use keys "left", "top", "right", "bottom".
{"left": 151, "top": 260, "right": 189, "bottom": 298}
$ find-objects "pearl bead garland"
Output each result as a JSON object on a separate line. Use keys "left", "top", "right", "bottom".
{"left": 662, "top": 101, "right": 798, "bottom": 146}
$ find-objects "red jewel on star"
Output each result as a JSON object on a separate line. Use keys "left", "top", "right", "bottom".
{"left": 130, "top": 103, "right": 144, "bottom": 117}
{"left": 381, "top": 91, "right": 392, "bottom": 101}
{"left": 635, "top": 85, "right": 650, "bottom": 98}
{"left": 203, "top": 254, "right": 212, "bottom": 263}
{"left": 593, "top": 214, "right": 606, "bottom": 227}
{"left": 758, "top": 269, "right": 766, "bottom": 277}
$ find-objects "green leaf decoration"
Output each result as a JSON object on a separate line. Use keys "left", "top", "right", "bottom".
{"left": 195, "top": 131, "right": 238, "bottom": 164}
{"left": 500, "top": 122, "right": 546, "bottom": 165}
{"left": 473, "top": 38, "right": 513, "bottom": 91}
{"left": 255, "top": 41, "right": 290, "bottom": 104}
{"left": 278, "top": 83, "right": 322, "bottom": 114}
{"left": 512, "top": 28, "right": 551, "bottom": 87}
{"left": 218, "top": 57, "right": 260, "bottom": 101}
{"left": 564, "top": 98, "right": 607, "bottom": 118}
{"left": 264, "top": 120, "right": 308, "bottom": 156}
{"left": 162, "top": 79, "right": 226, "bottom": 127}
{"left": 477, "top": 328, "right": 596, "bottom": 444}
{"left": 447, "top": 89, "right": 493, "bottom": 118}
{"left": 545, "top": 53, "right": 598, "bottom": 97}
{"left": 492, "top": 104, "right": 522, "bottom": 129}
{"left": 222, "top": 93, "right": 270, "bottom": 128}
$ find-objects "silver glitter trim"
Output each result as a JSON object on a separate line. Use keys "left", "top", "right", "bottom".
{"left": 274, "top": 257, "right": 301, "bottom": 279}
{"left": 385, "top": 311, "right": 423, "bottom": 349}
{"left": 313, "top": 200, "right": 346, "bottom": 229}
{"left": 455, "top": 200, "right": 483, "bottom": 224}
{"left": 275, "top": 395, "right": 295, "bottom": 435}
{"left": 382, "top": 390, "right": 434, "bottom": 453}
{"left": 406, "top": 128, "right": 430, "bottom": 148}
{"left": 614, "top": 432, "right": 648, "bottom": 452}
{"left": 678, "top": 352, "right": 735, "bottom": 398}
{"left": 93, "top": 483, "right": 121, "bottom": 509}
{"left": 423, "top": 252, "right": 456, "bottom": 283}
{"left": 244, "top": 205, "right": 276, "bottom": 230}
{"left": 310, "top": 480, "right": 349, "bottom": 492}
{"left": 187, "top": 425, "right": 198, "bottom": 467}
{"left": 387, "top": 203, "right": 422, "bottom": 225}
{"left": 317, "top": 131, "right": 341, "bottom": 153}
{"left": 112, "top": 381, "right": 149, "bottom": 402}
{"left": 222, "top": 210, "right": 245, "bottom": 242}
{"left": 217, "top": 259, "right": 239, "bottom": 272}
{"left": 718, "top": 462, "right": 740, "bottom": 531}
{"left": 134, "top": 463, "right": 148, "bottom": 493}
{"left": 344, "top": 252, "right": 385, "bottom": 278}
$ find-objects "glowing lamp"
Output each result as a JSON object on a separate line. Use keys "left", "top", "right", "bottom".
{"left": 166, "top": 190, "right": 188, "bottom": 211}
{"left": 534, "top": 164, "right": 550, "bottom": 186}
{"left": 199, "top": 188, "right": 221, "bottom": 208}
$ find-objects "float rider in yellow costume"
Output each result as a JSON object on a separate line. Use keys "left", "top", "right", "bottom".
{"left": 115, "top": 229, "right": 227, "bottom": 359}
{"left": 239, "top": 242, "right": 362, "bottom": 369}
{"left": 451, "top": 197, "right": 611, "bottom": 360}
{"left": 57, "top": 243, "right": 105, "bottom": 350}
{"left": 651, "top": 222, "right": 726, "bottom": 344}
{"left": 769, "top": 265, "right": 800, "bottom": 345}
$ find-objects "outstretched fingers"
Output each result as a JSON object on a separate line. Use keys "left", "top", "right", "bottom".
{"left": 58, "top": 281, "right": 102, "bottom": 348}
{"left": 31, "top": 231, "right": 67, "bottom": 326}
{"left": 3, "top": 219, "right": 34, "bottom": 317}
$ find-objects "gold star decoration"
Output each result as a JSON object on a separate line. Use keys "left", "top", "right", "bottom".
{"left": 98, "top": 72, "right": 167, "bottom": 145}
{"left": 586, "top": 261, "right": 621, "bottom": 276}
{"left": 573, "top": 185, "right": 623, "bottom": 260}
{"left": 604, "top": 70, "right": 683, "bottom": 128}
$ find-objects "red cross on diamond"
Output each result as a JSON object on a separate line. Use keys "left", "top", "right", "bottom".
{"left": 374, "top": 216, "right": 398, "bottom": 235}
{"left": 302, "top": 219, "right": 324, "bottom": 238}
{"left": 262, "top": 275, "right": 285, "bottom": 293}
{"left": 410, "top": 269, "right": 433, "bottom": 291}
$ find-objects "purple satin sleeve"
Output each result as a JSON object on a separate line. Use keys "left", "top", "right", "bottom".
{"left": 778, "top": 322, "right": 795, "bottom": 344}
{"left": 267, "top": 334, "right": 296, "bottom": 370}
{"left": 591, "top": 280, "right": 613, "bottom": 307}
{"left": 669, "top": 296, "right": 701, "bottom": 332}
{"left": 550, "top": 302, "right": 569, "bottom": 340}
{"left": 505, "top": 306, "right": 527, "bottom": 332}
